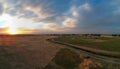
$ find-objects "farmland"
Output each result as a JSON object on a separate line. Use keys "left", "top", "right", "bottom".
{"left": 0, "top": 35, "right": 62, "bottom": 69}
{"left": 0, "top": 35, "right": 120, "bottom": 69}
{"left": 54, "top": 35, "right": 120, "bottom": 58}
{"left": 56, "top": 35, "right": 120, "bottom": 52}
{"left": 45, "top": 48, "right": 120, "bottom": 69}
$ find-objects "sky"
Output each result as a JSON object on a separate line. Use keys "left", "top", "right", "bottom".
{"left": 0, "top": 0, "right": 120, "bottom": 34}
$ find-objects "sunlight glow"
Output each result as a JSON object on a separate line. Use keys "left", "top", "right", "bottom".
{"left": 6, "top": 28, "right": 22, "bottom": 35}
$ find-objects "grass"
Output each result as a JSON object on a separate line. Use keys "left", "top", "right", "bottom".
{"left": 56, "top": 36, "right": 120, "bottom": 52}
{"left": 0, "top": 46, "right": 12, "bottom": 69}
{"left": 45, "top": 48, "right": 120, "bottom": 69}
{"left": 0, "top": 46, "right": 32, "bottom": 69}
{"left": 0, "top": 35, "right": 63, "bottom": 69}
{"left": 53, "top": 35, "right": 120, "bottom": 58}
{"left": 0, "top": 55, "right": 11, "bottom": 69}
{"left": 45, "top": 48, "right": 82, "bottom": 69}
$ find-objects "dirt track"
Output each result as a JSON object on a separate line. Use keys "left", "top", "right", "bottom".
{"left": 48, "top": 38, "right": 120, "bottom": 64}
{"left": 1, "top": 35, "right": 120, "bottom": 69}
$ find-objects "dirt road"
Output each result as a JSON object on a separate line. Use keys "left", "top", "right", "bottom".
{"left": 48, "top": 38, "right": 120, "bottom": 64}
{"left": 1, "top": 35, "right": 120, "bottom": 69}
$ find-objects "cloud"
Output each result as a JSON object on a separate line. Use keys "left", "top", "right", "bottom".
{"left": 0, "top": 0, "right": 120, "bottom": 34}
{"left": 60, "top": 3, "right": 91, "bottom": 31}
{"left": 3, "top": 0, "right": 55, "bottom": 22}
{"left": 0, "top": 28, "right": 7, "bottom": 34}
{"left": 62, "top": 18, "right": 77, "bottom": 28}
{"left": 64, "top": 1, "right": 120, "bottom": 34}
{"left": 0, "top": 2, "right": 3, "bottom": 15}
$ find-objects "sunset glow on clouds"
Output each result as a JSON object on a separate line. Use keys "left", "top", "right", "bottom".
{"left": 0, "top": 0, "right": 120, "bottom": 34}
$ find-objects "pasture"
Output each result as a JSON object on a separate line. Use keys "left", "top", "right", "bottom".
{"left": 0, "top": 35, "right": 120, "bottom": 69}
{"left": 45, "top": 48, "right": 120, "bottom": 69}
{"left": 56, "top": 35, "right": 120, "bottom": 58}
{"left": 57, "top": 35, "right": 120, "bottom": 52}
{"left": 0, "top": 35, "right": 61, "bottom": 69}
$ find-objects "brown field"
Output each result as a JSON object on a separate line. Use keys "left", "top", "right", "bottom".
{"left": 0, "top": 35, "right": 120, "bottom": 69}
{"left": 0, "top": 35, "right": 63, "bottom": 69}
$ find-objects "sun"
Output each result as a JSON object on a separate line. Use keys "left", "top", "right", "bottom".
{"left": 8, "top": 28, "right": 19, "bottom": 35}
{"left": 6, "top": 28, "right": 22, "bottom": 35}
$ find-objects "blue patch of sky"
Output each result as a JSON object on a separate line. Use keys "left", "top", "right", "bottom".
{"left": 0, "top": 21, "right": 6, "bottom": 26}
{"left": 49, "top": 0, "right": 71, "bottom": 15}
{"left": 71, "top": 0, "right": 86, "bottom": 6}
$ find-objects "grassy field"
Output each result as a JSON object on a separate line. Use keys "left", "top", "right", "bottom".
{"left": 54, "top": 35, "right": 120, "bottom": 58}
{"left": 45, "top": 48, "right": 120, "bottom": 69}
{"left": 0, "top": 35, "right": 120, "bottom": 69}
{"left": 56, "top": 35, "right": 120, "bottom": 52}
{"left": 0, "top": 35, "right": 61, "bottom": 69}
{"left": 0, "top": 46, "right": 30, "bottom": 69}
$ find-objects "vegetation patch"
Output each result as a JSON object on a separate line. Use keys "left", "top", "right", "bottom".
{"left": 0, "top": 46, "right": 32, "bottom": 69}
{"left": 54, "top": 36, "right": 120, "bottom": 58}
{"left": 45, "top": 48, "right": 105, "bottom": 69}
{"left": 56, "top": 36, "right": 120, "bottom": 52}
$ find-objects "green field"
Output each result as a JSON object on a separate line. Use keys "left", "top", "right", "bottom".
{"left": 54, "top": 35, "right": 120, "bottom": 58}
{"left": 56, "top": 35, "right": 120, "bottom": 52}
{"left": 45, "top": 48, "right": 120, "bottom": 69}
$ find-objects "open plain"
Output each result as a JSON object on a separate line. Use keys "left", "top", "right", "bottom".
{"left": 0, "top": 35, "right": 63, "bottom": 69}
{"left": 0, "top": 35, "right": 120, "bottom": 69}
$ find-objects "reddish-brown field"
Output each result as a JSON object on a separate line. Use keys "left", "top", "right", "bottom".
{"left": 0, "top": 35, "right": 63, "bottom": 69}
